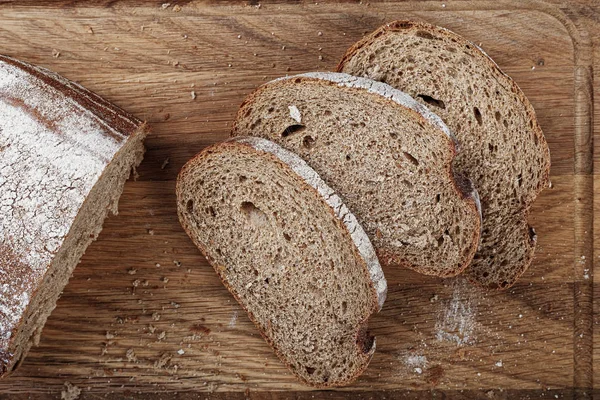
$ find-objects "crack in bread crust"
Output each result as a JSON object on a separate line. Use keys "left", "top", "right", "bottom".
{"left": 0, "top": 55, "right": 147, "bottom": 373}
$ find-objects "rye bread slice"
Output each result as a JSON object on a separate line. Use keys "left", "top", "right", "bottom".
{"left": 337, "top": 21, "right": 551, "bottom": 289}
{"left": 232, "top": 72, "right": 481, "bottom": 278}
{"left": 176, "top": 136, "right": 387, "bottom": 387}
{"left": 0, "top": 55, "right": 147, "bottom": 375}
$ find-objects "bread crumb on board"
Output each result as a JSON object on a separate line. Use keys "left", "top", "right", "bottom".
{"left": 61, "top": 382, "right": 81, "bottom": 400}
{"left": 126, "top": 348, "right": 138, "bottom": 362}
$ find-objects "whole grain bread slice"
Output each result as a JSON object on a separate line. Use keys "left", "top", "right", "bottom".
{"left": 337, "top": 21, "right": 551, "bottom": 289}
{"left": 0, "top": 55, "right": 147, "bottom": 375}
{"left": 232, "top": 72, "right": 481, "bottom": 278}
{"left": 176, "top": 136, "right": 387, "bottom": 387}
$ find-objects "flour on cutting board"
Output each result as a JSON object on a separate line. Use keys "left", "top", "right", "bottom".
{"left": 228, "top": 310, "right": 238, "bottom": 328}
{"left": 435, "top": 278, "right": 479, "bottom": 346}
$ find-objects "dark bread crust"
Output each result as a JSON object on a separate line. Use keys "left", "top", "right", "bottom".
{"left": 0, "top": 55, "right": 141, "bottom": 137}
{"left": 337, "top": 21, "right": 550, "bottom": 289}
{"left": 0, "top": 55, "right": 147, "bottom": 375}
{"left": 232, "top": 74, "right": 482, "bottom": 278}
{"left": 176, "top": 138, "right": 385, "bottom": 387}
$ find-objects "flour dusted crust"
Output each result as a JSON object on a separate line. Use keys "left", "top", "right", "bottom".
{"left": 232, "top": 136, "right": 387, "bottom": 310}
{"left": 0, "top": 55, "right": 144, "bottom": 371}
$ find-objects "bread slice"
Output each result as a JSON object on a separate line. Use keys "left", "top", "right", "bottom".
{"left": 231, "top": 72, "right": 481, "bottom": 278}
{"left": 337, "top": 21, "right": 550, "bottom": 288}
{"left": 0, "top": 55, "right": 148, "bottom": 375}
{"left": 176, "top": 136, "right": 387, "bottom": 387}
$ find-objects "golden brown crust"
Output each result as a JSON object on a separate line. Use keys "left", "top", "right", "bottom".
{"left": 176, "top": 140, "right": 382, "bottom": 388}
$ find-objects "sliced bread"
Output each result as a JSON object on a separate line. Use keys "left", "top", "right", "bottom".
{"left": 337, "top": 21, "right": 551, "bottom": 288}
{"left": 176, "top": 136, "right": 386, "bottom": 387}
{"left": 231, "top": 72, "right": 481, "bottom": 278}
{"left": 0, "top": 55, "right": 148, "bottom": 374}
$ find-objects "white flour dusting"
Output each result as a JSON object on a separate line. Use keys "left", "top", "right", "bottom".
{"left": 435, "top": 278, "right": 478, "bottom": 346}
{"left": 228, "top": 310, "right": 238, "bottom": 328}
{"left": 0, "top": 56, "right": 140, "bottom": 369}
{"left": 405, "top": 354, "right": 428, "bottom": 368}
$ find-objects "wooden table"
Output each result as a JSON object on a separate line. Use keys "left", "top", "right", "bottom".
{"left": 0, "top": 0, "right": 598, "bottom": 398}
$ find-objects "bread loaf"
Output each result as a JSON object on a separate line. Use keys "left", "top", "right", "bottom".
{"left": 0, "top": 55, "right": 148, "bottom": 374}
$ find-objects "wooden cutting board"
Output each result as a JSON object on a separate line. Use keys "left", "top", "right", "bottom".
{"left": 0, "top": 0, "right": 598, "bottom": 398}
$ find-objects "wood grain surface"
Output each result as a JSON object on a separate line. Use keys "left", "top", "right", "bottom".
{"left": 0, "top": 0, "right": 598, "bottom": 398}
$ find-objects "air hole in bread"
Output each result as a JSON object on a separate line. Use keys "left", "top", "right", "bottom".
{"left": 503, "top": 119, "right": 509, "bottom": 128}
{"left": 473, "top": 107, "right": 482, "bottom": 125}
{"left": 416, "top": 30, "right": 435, "bottom": 40}
{"left": 417, "top": 94, "right": 446, "bottom": 109}
{"left": 240, "top": 201, "right": 267, "bottom": 226}
{"left": 403, "top": 151, "right": 419, "bottom": 166}
{"left": 436, "top": 193, "right": 441, "bottom": 203}
{"left": 239, "top": 175, "right": 247, "bottom": 183}
{"left": 283, "top": 232, "right": 291, "bottom": 241}
{"left": 389, "top": 132, "right": 398, "bottom": 139}
{"left": 401, "top": 179, "right": 413, "bottom": 189}
{"left": 281, "top": 124, "right": 306, "bottom": 137}
{"left": 305, "top": 366, "right": 316, "bottom": 375}
{"left": 445, "top": 45, "right": 457, "bottom": 53}
{"left": 302, "top": 135, "right": 316, "bottom": 149}
{"left": 341, "top": 301, "right": 347, "bottom": 314}
{"left": 186, "top": 199, "right": 194, "bottom": 213}
{"left": 205, "top": 206, "right": 216, "bottom": 217}
{"left": 345, "top": 154, "right": 351, "bottom": 161}
{"left": 437, "top": 236, "right": 444, "bottom": 246}
{"left": 500, "top": 281, "right": 509, "bottom": 288}
{"left": 495, "top": 111, "right": 501, "bottom": 121}
{"left": 249, "top": 118, "right": 261, "bottom": 130}
{"left": 324, "top": 110, "right": 332, "bottom": 116}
